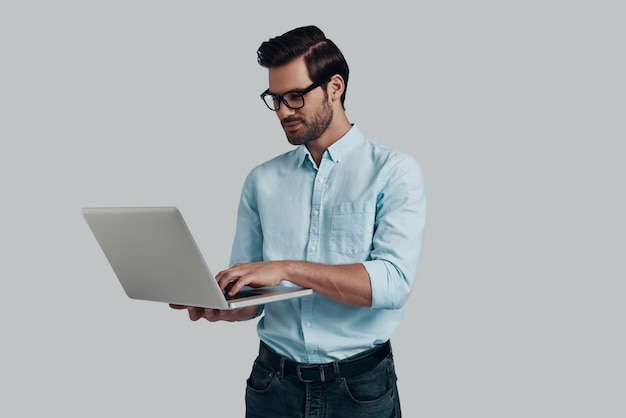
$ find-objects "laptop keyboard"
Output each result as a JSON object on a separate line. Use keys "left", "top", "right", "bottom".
{"left": 224, "top": 289, "right": 262, "bottom": 300}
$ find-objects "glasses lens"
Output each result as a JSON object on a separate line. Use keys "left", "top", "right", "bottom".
{"left": 261, "top": 92, "right": 306, "bottom": 111}
{"left": 282, "top": 92, "right": 304, "bottom": 110}
{"left": 262, "top": 94, "right": 279, "bottom": 111}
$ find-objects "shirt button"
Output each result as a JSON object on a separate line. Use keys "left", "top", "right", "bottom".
{"left": 305, "top": 321, "right": 312, "bottom": 328}
{"left": 318, "top": 177, "right": 324, "bottom": 183}
{"left": 309, "top": 246, "right": 316, "bottom": 252}
{"left": 312, "top": 210, "right": 319, "bottom": 216}
{"left": 309, "top": 351, "right": 315, "bottom": 355}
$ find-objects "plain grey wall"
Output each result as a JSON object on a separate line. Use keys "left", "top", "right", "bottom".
{"left": 1, "top": 1, "right": 624, "bottom": 417}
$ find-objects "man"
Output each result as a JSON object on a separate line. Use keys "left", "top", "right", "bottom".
{"left": 171, "top": 25, "right": 426, "bottom": 417}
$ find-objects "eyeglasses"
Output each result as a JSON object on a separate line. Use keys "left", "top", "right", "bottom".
{"left": 260, "top": 76, "right": 331, "bottom": 111}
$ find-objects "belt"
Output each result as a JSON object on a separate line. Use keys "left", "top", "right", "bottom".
{"left": 257, "top": 340, "right": 392, "bottom": 383}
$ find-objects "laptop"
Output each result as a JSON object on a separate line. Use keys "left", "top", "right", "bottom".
{"left": 82, "top": 206, "right": 312, "bottom": 309}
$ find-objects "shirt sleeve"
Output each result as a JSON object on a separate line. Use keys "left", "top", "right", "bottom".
{"left": 229, "top": 169, "right": 266, "bottom": 318}
{"left": 362, "top": 153, "right": 427, "bottom": 309}
{"left": 229, "top": 169, "right": 264, "bottom": 265}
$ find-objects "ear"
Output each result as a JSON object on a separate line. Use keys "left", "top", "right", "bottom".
{"left": 327, "top": 74, "right": 345, "bottom": 102}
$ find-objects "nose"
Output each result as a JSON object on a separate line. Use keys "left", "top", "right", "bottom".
{"left": 276, "top": 102, "right": 295, "bottom": 120}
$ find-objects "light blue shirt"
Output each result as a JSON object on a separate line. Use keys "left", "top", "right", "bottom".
{"left": 230, "top": 125, "right": 426, "bottom": 363}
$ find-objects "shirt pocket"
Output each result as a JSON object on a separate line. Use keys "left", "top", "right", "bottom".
{"left": 330, "top": 200, "right": 376, "bottom": 256}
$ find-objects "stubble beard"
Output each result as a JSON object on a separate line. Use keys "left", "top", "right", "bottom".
{"left": 283, "top": 100, "right": 333, "bottom": 146}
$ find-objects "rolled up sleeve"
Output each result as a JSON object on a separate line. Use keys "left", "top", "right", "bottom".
{"left": 363, "top": 154, "right": 426, "bottom": 309}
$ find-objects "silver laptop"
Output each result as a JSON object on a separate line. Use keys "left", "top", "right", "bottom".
{"left": 82, "top": 206, "right": 312, "bottom": 309}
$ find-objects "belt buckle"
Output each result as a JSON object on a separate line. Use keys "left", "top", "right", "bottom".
{"left": 296, "top": 364, "right": 325, "bottom": 383}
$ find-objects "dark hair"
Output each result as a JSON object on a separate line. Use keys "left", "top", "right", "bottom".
{"left": 257, "top": 25, "right": 350, "bottom": 107}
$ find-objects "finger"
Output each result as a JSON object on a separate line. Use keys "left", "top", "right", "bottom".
{"left": 215, "top": 266, "right": 238, "bottom": 286}
{"left": 227, "top": 276, "right": 251, "bottom": 296}
{"left": 216, "top": 263, "right": 251, "bottom": 290}
{"left": 223, "top": 280, "right": 238, "bottom": 295}
{"left": 187, "top": 306, "right": 204, "bottom": 321}
{"left": 204, "top": 308, "right": 243, "bottom": 322}
{"left": 205, "top": 308, "right": 237, "bottom": 322}
{"left": 169, "top": 304, "right": 187, "bottom": 309}
{"left": 203, "top": 308, "right": 222, "bottom": 322}
{"left": 216, "top": 270, "right": 239, "bottom": 290}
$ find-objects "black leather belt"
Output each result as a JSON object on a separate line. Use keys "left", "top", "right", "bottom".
{"left": 257, "top": 340, "right": 392, "bottom": 383}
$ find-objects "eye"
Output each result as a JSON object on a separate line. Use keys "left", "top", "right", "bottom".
{"left": 285, "top": 92, "right": 303, "bottom": 102}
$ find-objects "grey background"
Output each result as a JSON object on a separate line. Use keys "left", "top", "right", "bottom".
{"left": 1, "top": 1, "right": 624, "bottom": 417}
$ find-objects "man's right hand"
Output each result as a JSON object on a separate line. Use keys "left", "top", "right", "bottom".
{"left": 169, "top": 304, "right": 259, "bottom": 322}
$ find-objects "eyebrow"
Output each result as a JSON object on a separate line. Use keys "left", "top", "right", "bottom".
{"left": 266, "top": 86, "right": 308, "bottom": 96}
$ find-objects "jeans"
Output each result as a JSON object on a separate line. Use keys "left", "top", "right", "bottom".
{"left": 245, "top": 349, "right": 401, "bottom": 417}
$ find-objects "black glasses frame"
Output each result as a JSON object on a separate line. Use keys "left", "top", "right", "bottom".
{"left": 260, "top": 75, "right": 332, "bottom": 111}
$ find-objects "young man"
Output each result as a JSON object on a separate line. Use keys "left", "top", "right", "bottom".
{"left": 171, "top": 25, "right": 426, "bottom": 417}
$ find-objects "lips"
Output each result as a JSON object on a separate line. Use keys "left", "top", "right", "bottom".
{"left": 282, "top": 120, "right": 302, "bottom": 132}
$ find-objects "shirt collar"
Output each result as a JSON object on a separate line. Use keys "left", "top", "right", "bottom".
{"left": 295, "top": 124, "right": 365, "bottom": 167}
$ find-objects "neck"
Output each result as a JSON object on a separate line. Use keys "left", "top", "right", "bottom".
{"left": 306, "top": 114, "right": 352, "bottom": 166}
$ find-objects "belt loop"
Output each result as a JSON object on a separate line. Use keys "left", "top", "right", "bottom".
{"left": 332, "top": 361, "right": 341, "bottom": 382}
{"left": 319, "top": 365, "right": 326, "bottom": 383}
{"left": 279, "top": 357, "right": 286, "bottom": 377}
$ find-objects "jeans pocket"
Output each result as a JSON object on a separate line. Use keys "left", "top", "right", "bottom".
{"left": 340, "top": 357, "right": 395, "bottom": 405}
{"left": 246, "top": 360, "right": 278, "bottom": 393}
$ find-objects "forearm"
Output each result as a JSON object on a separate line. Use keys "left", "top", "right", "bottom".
{"left": 283, "top": 261, "right": 372, "bottom": 307}
{"left": 216, "top": 260, "right": 372, "bottom": 307}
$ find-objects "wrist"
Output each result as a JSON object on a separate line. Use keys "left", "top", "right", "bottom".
{"left": 238, "top": 305, "right": 264, "bottom": 321}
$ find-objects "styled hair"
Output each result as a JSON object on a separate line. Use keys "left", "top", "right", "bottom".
{"left": 257, "top": 25, "right": 350, "bottom": 107}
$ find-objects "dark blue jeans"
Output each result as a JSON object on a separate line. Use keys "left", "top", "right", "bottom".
{"left": 245, "top": 348, "right": 402, "bottom": 417}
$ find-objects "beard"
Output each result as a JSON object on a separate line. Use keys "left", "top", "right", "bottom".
{"left": 282, "top": 99, "right": 333, "bottom": 146}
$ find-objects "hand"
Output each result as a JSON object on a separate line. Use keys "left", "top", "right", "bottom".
{"left": 215, "top": 261, "right": 287, "bottom": 297}
{"left": 169, "top": 304, "right": 259, "bottom": 322}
